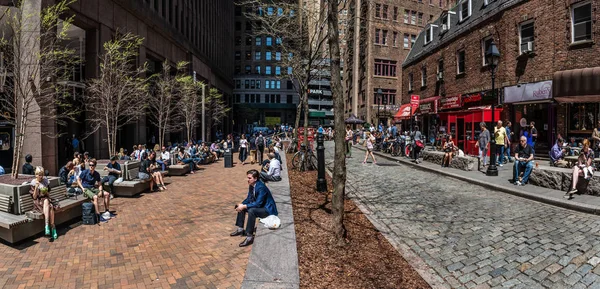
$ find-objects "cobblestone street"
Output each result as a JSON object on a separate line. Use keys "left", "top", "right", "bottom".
{"left": 326, "top": 142, "right": 600, "bottom": 289}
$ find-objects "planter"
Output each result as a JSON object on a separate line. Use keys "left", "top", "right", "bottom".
{"left": 0, "top": 175, "right": 60, "bottom": 214}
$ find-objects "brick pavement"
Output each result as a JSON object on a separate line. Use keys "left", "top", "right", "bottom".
{"left": 326, "top": 142, "right": 600, "bottom": 288}
{"left": 0, "top": 155, "right": 257, "bottom": 289}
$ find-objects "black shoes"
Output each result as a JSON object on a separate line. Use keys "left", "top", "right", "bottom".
{"left": 230, "top": 228, "right": 244, "bottom": 237}
{"left": 239, "top": 236, "right": 254, "bottom": 247}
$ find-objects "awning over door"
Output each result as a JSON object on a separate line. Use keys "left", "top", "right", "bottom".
{"left": 553, "top": 67, "right": 600, "bottom": 103}
{"left": 394, "top": 104, "right": 417, "bottom": 120}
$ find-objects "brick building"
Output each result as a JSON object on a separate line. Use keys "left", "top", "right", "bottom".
{"left": 0, "top": 0, "right": 234, "bottom": 174}
{"left": 402, "top": 0, "right": 600, "bottom": 155}
{"left": 343, "top": 0, "right": 448, "bottom": 126}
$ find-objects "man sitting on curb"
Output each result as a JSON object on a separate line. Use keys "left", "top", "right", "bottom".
{"left": 77, "top": 158, "right": 115, "bottom": 223}
{"left": 260, "top": 153, "right": 282, "bottom": 183}
{"left": 550, "top": 138, "right": 569, "bottom": 168}
{"left": 513, "top": 136, "right": 534, "bottom": 186}
{"left": 230, "top": 169, "right": 278, "bottom": 247}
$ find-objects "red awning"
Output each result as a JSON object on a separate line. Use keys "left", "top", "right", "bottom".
{"left": 419, "top": 96, "right": 441, "bottom": 103}
{"left": 394, "top": 104, "right": 417, "bottom": 120}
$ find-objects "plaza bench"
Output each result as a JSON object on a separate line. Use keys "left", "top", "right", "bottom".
{"left": 422, "top": 150, "right": 477, "bottom": 171}
{"left": 167, "top": 164, "right": 190, "bottom": 176}
{"left": 111, "top": 164, "right": 167, "bottom": 197}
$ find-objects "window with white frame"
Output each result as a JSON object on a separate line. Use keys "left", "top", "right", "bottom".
{"left": 457, "top": 50, "right": 465, "bottom": 74}
{"left": 482, "top": 36, "right": 493, "bottom": 66}
{"left": 408, "top": 73, "right": 414, "bottom": 91}
{"left": 519, "top": 21, "right": 535, "bottom": 54}
{"left": 404, "top": 34, "right": 409, "bottom": 48}
{"left": 459, "top": 0, "right": 471, "bottom": 21}
{"left": 421, "top": 67, "right": 427, "bottom": 87}
{"left": 404, "top": 9, "right": 409, "bottom": 24}
{"left": 571, "top": 2, "right": 592, "bottom": 43}
{"left": 424, "top": 26, "right": 434, "bottom": 45}
{"left": 393, "top": 31, "right": 398, "bottom": 46}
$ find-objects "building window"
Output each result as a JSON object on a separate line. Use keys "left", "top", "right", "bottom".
{"left": 411, "top": 34, "right": 416, "bottom": 47}
{"left": 276, "top": 81, "right": 281, "bottom": 89}
{"left": 457, "top": 50, "right": 465, "bottom": 74}
{"left": 266, "top": 81, "right": 270, "bottom": 89}
{"left": 373, "top": 89, "right": 397, "bottom": 105}
{"left": 250, "top": 80, "right": 255, "bottom": 89}
{"left": 421, "top": 67, "right": 427, "bottom": 87}
{"left": 266, "top": 66, "right": 272, "bottom": 75}
{"left": 375, "top": 29, "right": 381, "bottom": 44}
{"left": 404, "top": 10, "right": 409, "bottom": 24}
{"left": 382, "top": 30, "right": 388, "bottom": 45}
{"left": 459, "top": 0, "right": 471, "bottom": 21}
{"left": 441, "top": 13, "right": 450, "bottom": 32}
{"left": 235, "top": 80, "right": 241, "bottom": 89}
{"left": 383, "top": 5, "right": 388, "bottom": 19}
{"left": 393, "top": 7, "right": 398, "bottom": 21}
{"left": 266, "top": 37, "right": 273, "bottom": 46}
{"left": 245, "top": 51, "right": 251, "bottom": 60}
{"left": 244, "top": 94, "right": 249, "bottom": 103}
{"left": 277, "top": 7, "right": 283, "bottom": 16}
{"left": 256, "top": 66, "right": 261, "bottom": 74}
{"left": 374, "top": 59, "right": 397, "bottom": 77}
{"left": 375, "top": 3, "right": 381, "bottom": 18}
{"left": 287, "top": 81, "right": 294, "bottom": 89}
{"left": 275, "top": 66, "right": 281, "bottom": 75}
{"left": 287, "top": 95, "right": 293, "bottom": 103}
{"left": 439, "top": 0, "right": 443, "bottom": 7}
{"left": 408, "top": 73, "right": 414, "bottom": 91}
{"left": 270, "top": 80, "right": 275, "bottom": 89}
{"left": 245, "top": 66, "right": 251, "bottom": 74}
{"left": 235, "top": 51, "right": 241, "bottom": 60}
{"left": 257, "top": 80, "right": 262, "bottom": 89}
{"left": 519, "top": 21, "right": 535, "bottom": 54}
{"left": 255, "top": 51, "right": 261, "bottom": 60}
{"left": 235, "top": 66, "right": 241, "bottom": 74}
{"left": 276, "top": 37, "right": 282, "bottom": 44}
{"left": 571, "top": 2, "right": 592, "bottom": 43}
{"left": 437, "top": 59, "right": 444, "bottom": 81}
{"left": 288, "top": 52, "right": 294, "bottom": 60}
{"left": 430, "top": 0, "right": 434, "bottom": 5}
{"left": 246, "top": 37, "right": 252, "bottom": 46}
{"left": 257, "top": 7, "right": 263, "bottom": 16}
{"left": 418, "top": 13, "right": 423, "bottom": 25}
{"left": 235, "top": 36, "right": 241, "bottom": 46}
{"left": 246, "top": 21, "right": 252, "bottom": 31}
{"left": 245, "top": 80, "right": 250, "bottom": 89}
{"left": 424, "top": 26, "right": 433, "bottom": 44}
{"left": 266, "top": 51, "right": 272, "bottom": 60}
{"left": 411, "top": 11, "right": 416, "bottom": 25}
{"left": 482, "top": 36, "right": 493, "bottom": 66}
{"left": 393, "top": 32, "right": 398, "bottom": 47}
{"left": 288, "top": 67, "right": 293, "bottom": 75}
{"left": 276, "top": 51, "right": 281, "bottom": 60}
{"left": 235, "top": 94, "right": 241, "bottom": 103}
{"left": 235, "top": 22, "right": 241, "bottom": 31}
{"left": 256, "top": 37, "right": 262, "bottom": 46}
{"left": 267, "top": 6, "right": 274, "bottom": 15}
{"left": 403, "top": 34, "right": 409, "bottom": 48}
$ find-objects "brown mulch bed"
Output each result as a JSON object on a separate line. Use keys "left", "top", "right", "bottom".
{"left": 0, "top": 174, "right": 34, "bottom": 185}
{"left": 287, "top": 155, "right": 431, "bottom": 289}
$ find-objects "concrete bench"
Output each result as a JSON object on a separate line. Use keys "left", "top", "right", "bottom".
{"left": 168, "top": 164, "right": 190, "bottom": 176}
{"left": 528, "top": 165, "right": 600, "bottom": 195}
{"left": 422, "top": 150, "right": 477, "bottom": 171}
{"left": 112, "top": 164, "right": 168, "bottom": 197}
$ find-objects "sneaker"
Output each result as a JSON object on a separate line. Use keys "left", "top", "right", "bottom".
{"left": 514, "top": 180, "right": 521, "bottom": 186}
{"left": 568, "top": 188, "right": 578, "bottom": 195}
{"left": 45, "top": 224, "right": 50, "bottom": 236}
{"left": 52, "top": 227, "right": 58, "bottom": 240}
{"left": 107, "top": 212, "right": 117, "bottom": 218}
{"left": 517, "top": 182, "right": 525, "bottom": 186}
{"left": 498, "top": 164, "right": 503, "bottom": 167}
{"left": 563, "top": 193, "right": 572, "bottom": 199}
{"left": 98, "top": 215, "right": 109, "bottom": 223}
{"left": 102, "top": 211, "right": 111, "bottom": 220}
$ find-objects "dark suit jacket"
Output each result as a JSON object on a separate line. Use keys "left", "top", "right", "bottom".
{"left": 242, "top": 180, "right": 278, "bottom": 216}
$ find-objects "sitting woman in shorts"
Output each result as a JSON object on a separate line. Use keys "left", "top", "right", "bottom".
{"left": 138, "top": 152, "right": 155, "bottom": 192}
{"left": 442, "top": 135, "right": 457, "bottom": 168}
{"left": 31, "top": 166, "right": 59, "bottom": 240}
{"left": 149, "top": 152, "right": 167, "bottom": 191}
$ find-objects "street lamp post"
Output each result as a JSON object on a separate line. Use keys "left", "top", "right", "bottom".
{"left": 377, "top": 88, "right": 382, "bottom": 128}
{"left": 485, "top": 40, "right": 501, "bottom": 177}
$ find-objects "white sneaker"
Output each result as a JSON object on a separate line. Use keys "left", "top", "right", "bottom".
{"left": 498, "top": 164, "right": 503, "bottom": 167}
{"left": 102, "top": 211, "right": 111, "bottom": 220}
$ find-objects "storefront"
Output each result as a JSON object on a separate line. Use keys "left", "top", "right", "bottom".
{"left": 504, "top": 80, "right": 553, "bottom": 150}
{"left": 394, "top": 103, "right": 417, "bottom": 133}
{"left": 437, "top": 94, "right": 503, "bottom": 155}
{"left": 416, "top": 96, "right": 439, "bottom": 143}
{"left": 553, "top": 67, "right": 600, "bottom": 144}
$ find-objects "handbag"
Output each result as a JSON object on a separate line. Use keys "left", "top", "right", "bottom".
{"left": 415, "top": 140, "right": 424, "bottom": 148}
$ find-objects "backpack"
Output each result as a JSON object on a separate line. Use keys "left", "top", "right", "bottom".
{"left": 257, "top": 136, "right": 264, "bottom": 147}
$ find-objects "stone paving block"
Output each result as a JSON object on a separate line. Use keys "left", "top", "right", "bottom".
{"left": 458, "top": 272, "right": 478, "bottom": 284}
{"left": 545, "top": 263, "right": 564, "bottom": 275}
{"left": 501, "top": 278, "right": 521, "bottom": 287}
{"left": 576, "top": 263, "right": 593, "bottom": 276}
{"left": 462, "top": 265, "right": 479, "bottom": 274}
{"left": 589, "top": 256, "right": 600, "bottom": 267}
{"left": 473, "top": 274, "right": 492, "bottom": 285}
{"left": 582, "top": 272, "right": 600, "bottom": 285}
{"left": 489, "top": 276, "right": 506, "bottom": 287}
{"left": 561, "top": 264, "right": 577, "bottom": 276}
{"left": 448, "top": 262, "right": 465, "bottom": 272}
{"left": 565, "top": 273, "right": 583, "bottom": 286}
{"left": 489, "top": 267, "right": 507, "bottom": 278}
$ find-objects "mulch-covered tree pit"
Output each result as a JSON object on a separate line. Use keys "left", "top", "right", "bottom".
{"left": 0, "top": 174, "right": 34, "bottom": 185}
{"left": 287, "top": 155, "right": 431, "bottom": 289}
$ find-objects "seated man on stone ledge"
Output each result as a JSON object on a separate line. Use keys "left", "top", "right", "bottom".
{"left": 230, "top": 169, "right": 278, "bottom": 247}
{"left": 550, "top": 138, "right": 569, "bottom": 168}
{"left": 260, "top": 153, "right": 282, "bottom": 183}
{"left": 513, "top": 136, "right": 534, "bottom": 186}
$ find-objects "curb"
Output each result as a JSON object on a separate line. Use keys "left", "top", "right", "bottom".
{"left": 354, "top": 146, "right": 600, "bottom": 215}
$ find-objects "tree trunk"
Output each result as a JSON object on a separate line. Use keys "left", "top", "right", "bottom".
{"left": 293, "top": 92, "right": 303, "bottom": 141}
{"left": 303, "top": 88, "right": 309, "bottom": 147}
{"left": 328, "top": 0, "right": 347, "bottom": 246}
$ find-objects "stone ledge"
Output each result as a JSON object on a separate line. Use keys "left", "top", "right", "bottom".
{"left": 422, "top": 150, "right": 477, "bottom": 171}
{"left": 529, "top": 166, "right": 600, "bottom": 195}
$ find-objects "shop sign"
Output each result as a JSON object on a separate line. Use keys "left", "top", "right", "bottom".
{"left": 440, "top": 95, "right": 462, "bottom": 110}
{"left": 308, "top": 89, "right": 323, "bottom": 95}
{"left": 410, "top": 95, "right": 420, "bottom": 108}
{"left": 463, "top": 93, "right": 482, "bottom": 103}
{"left": 504, "top": 80, "right": 552, "bottom": 103}
{"left": 419, "top": 100, "right": 437, "bottom": 114}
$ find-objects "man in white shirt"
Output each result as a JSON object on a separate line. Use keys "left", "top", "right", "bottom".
{"left": 161, "top": 146, "right": 171, "bottom": 166}
{"left": 260, "top": 153, "right": 282, "bottom": 182}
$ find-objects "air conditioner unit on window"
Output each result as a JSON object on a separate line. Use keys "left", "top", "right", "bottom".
{"left": 521, "top": 41, "right": 534, "bottom": 53}
{"left": 437, "top": 72, "right": 443, "bottom": 81}
{"left": 442, "top": 24, "right": 448, "bottom": 31}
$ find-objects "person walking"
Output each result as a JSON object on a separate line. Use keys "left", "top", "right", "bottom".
{"left": 412, "top": 126, "right": 423, "bottom": 164}
{"left": 255, "top": 132, "right": 267, "bottom": 165}
{"left": 476, "top": 122, "right": 490, "bottom": 169}
{"left": 530, "top": 121, "right": 538, "bottom": 150}
{"left": 239, "top": 134, "right": 248, "bottom": 165}
{"left": 345, "top": 125, "right": 353, "bottom": 158}
{"left": 494, "top": 120, "right": 507, "bottom": 167}
{"left": 504, "top": 121, "right": 514, "bottom": 163}
{"left": 362, "top": 132, "right": 377, "bottom": 164}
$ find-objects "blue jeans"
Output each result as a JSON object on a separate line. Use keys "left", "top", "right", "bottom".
{"left": 505, "top": 145, "right": 512, "bottom": 162}
{"left": 156, "top": 159, "right": 166, "bottom": 171}
{"left": 513, "top": 161, "right": 534, "bottom": 183}
{"left": 496, "top": 145, "right": 505, "bottom": 164}
{"left": 239, "top": 147, "right": 247, "bottom": 162}
{"left": 180, "top": 158, "right": 195, "bottom": 171}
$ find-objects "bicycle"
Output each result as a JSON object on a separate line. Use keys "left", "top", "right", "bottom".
{"left": 291, "top": 143, "right": 317, "bottom": 172}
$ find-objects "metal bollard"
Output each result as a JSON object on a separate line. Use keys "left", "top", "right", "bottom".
{"left": 316, "top": 133, "right": 327, "bottom": 192}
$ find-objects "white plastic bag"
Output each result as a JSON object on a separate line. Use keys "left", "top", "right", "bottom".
{"left": 114, "top": 177, "right": 124, "bottom": 184}
{"left": 260, "top": 215, "right": 281, "bottom": 229}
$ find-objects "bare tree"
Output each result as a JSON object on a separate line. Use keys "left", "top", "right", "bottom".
{"left": 85, "top": 33, "right": 149, "bottom": 157}
{"left": 328, "top": 0, "right": 348, "bottom": 246}
{"left": 149, "top": 60, "right": 185, "bottom": 148}
{"left": 0, "top": 0, "right": 81, "bottom": 178}
{"left": 237, "top": 0, "right": 329, "bottom": 146}
{"left": 207, "top": 87, "right": 230, "bottom": 128}
{"left": 176, "top": 74, "right": 202, "bottom": 143}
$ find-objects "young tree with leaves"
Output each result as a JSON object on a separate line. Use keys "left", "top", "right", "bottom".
{"left": 85, "top": 33, "right": 149, "bottom": 158}
{"left": 0, "top": 0, "right": 81, "bottom": 178}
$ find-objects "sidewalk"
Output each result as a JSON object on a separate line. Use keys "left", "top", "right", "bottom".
{"left": 355, "top": 146, "right": 600, "bottom": 215}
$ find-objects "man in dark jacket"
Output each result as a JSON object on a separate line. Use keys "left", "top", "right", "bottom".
{"left": 230, "top": 169, "right": 278, "bottom": 247}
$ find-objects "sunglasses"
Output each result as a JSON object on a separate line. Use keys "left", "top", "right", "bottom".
{"left": 89, "top": 164, "right": 96, "bottom": 167}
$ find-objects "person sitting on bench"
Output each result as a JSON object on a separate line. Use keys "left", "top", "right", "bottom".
{"left": 566, "top": 139, "right": 594, "bottom": 199}
{"left": 260, "top": 153, "right": 282, "bottom": 183}
{"left": 230, "top": 169, "right": 278, "bottom": 247}
{"left": 77, "top": 158, "right": 114, "bottom": 223}
{"left": 513, "top": 136, "right": 534, "bottom": 186}
{"left": 31, "top": 166, "right": 59, "bottom": 240}
{"left": 102, "top": 156, "right": 122, "bottom": 194}
{"left": 550, "top": 138, "right": 569, "bottom": 168}
{"left": 149, "top": 152, "right": 167, "bottom": 191}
